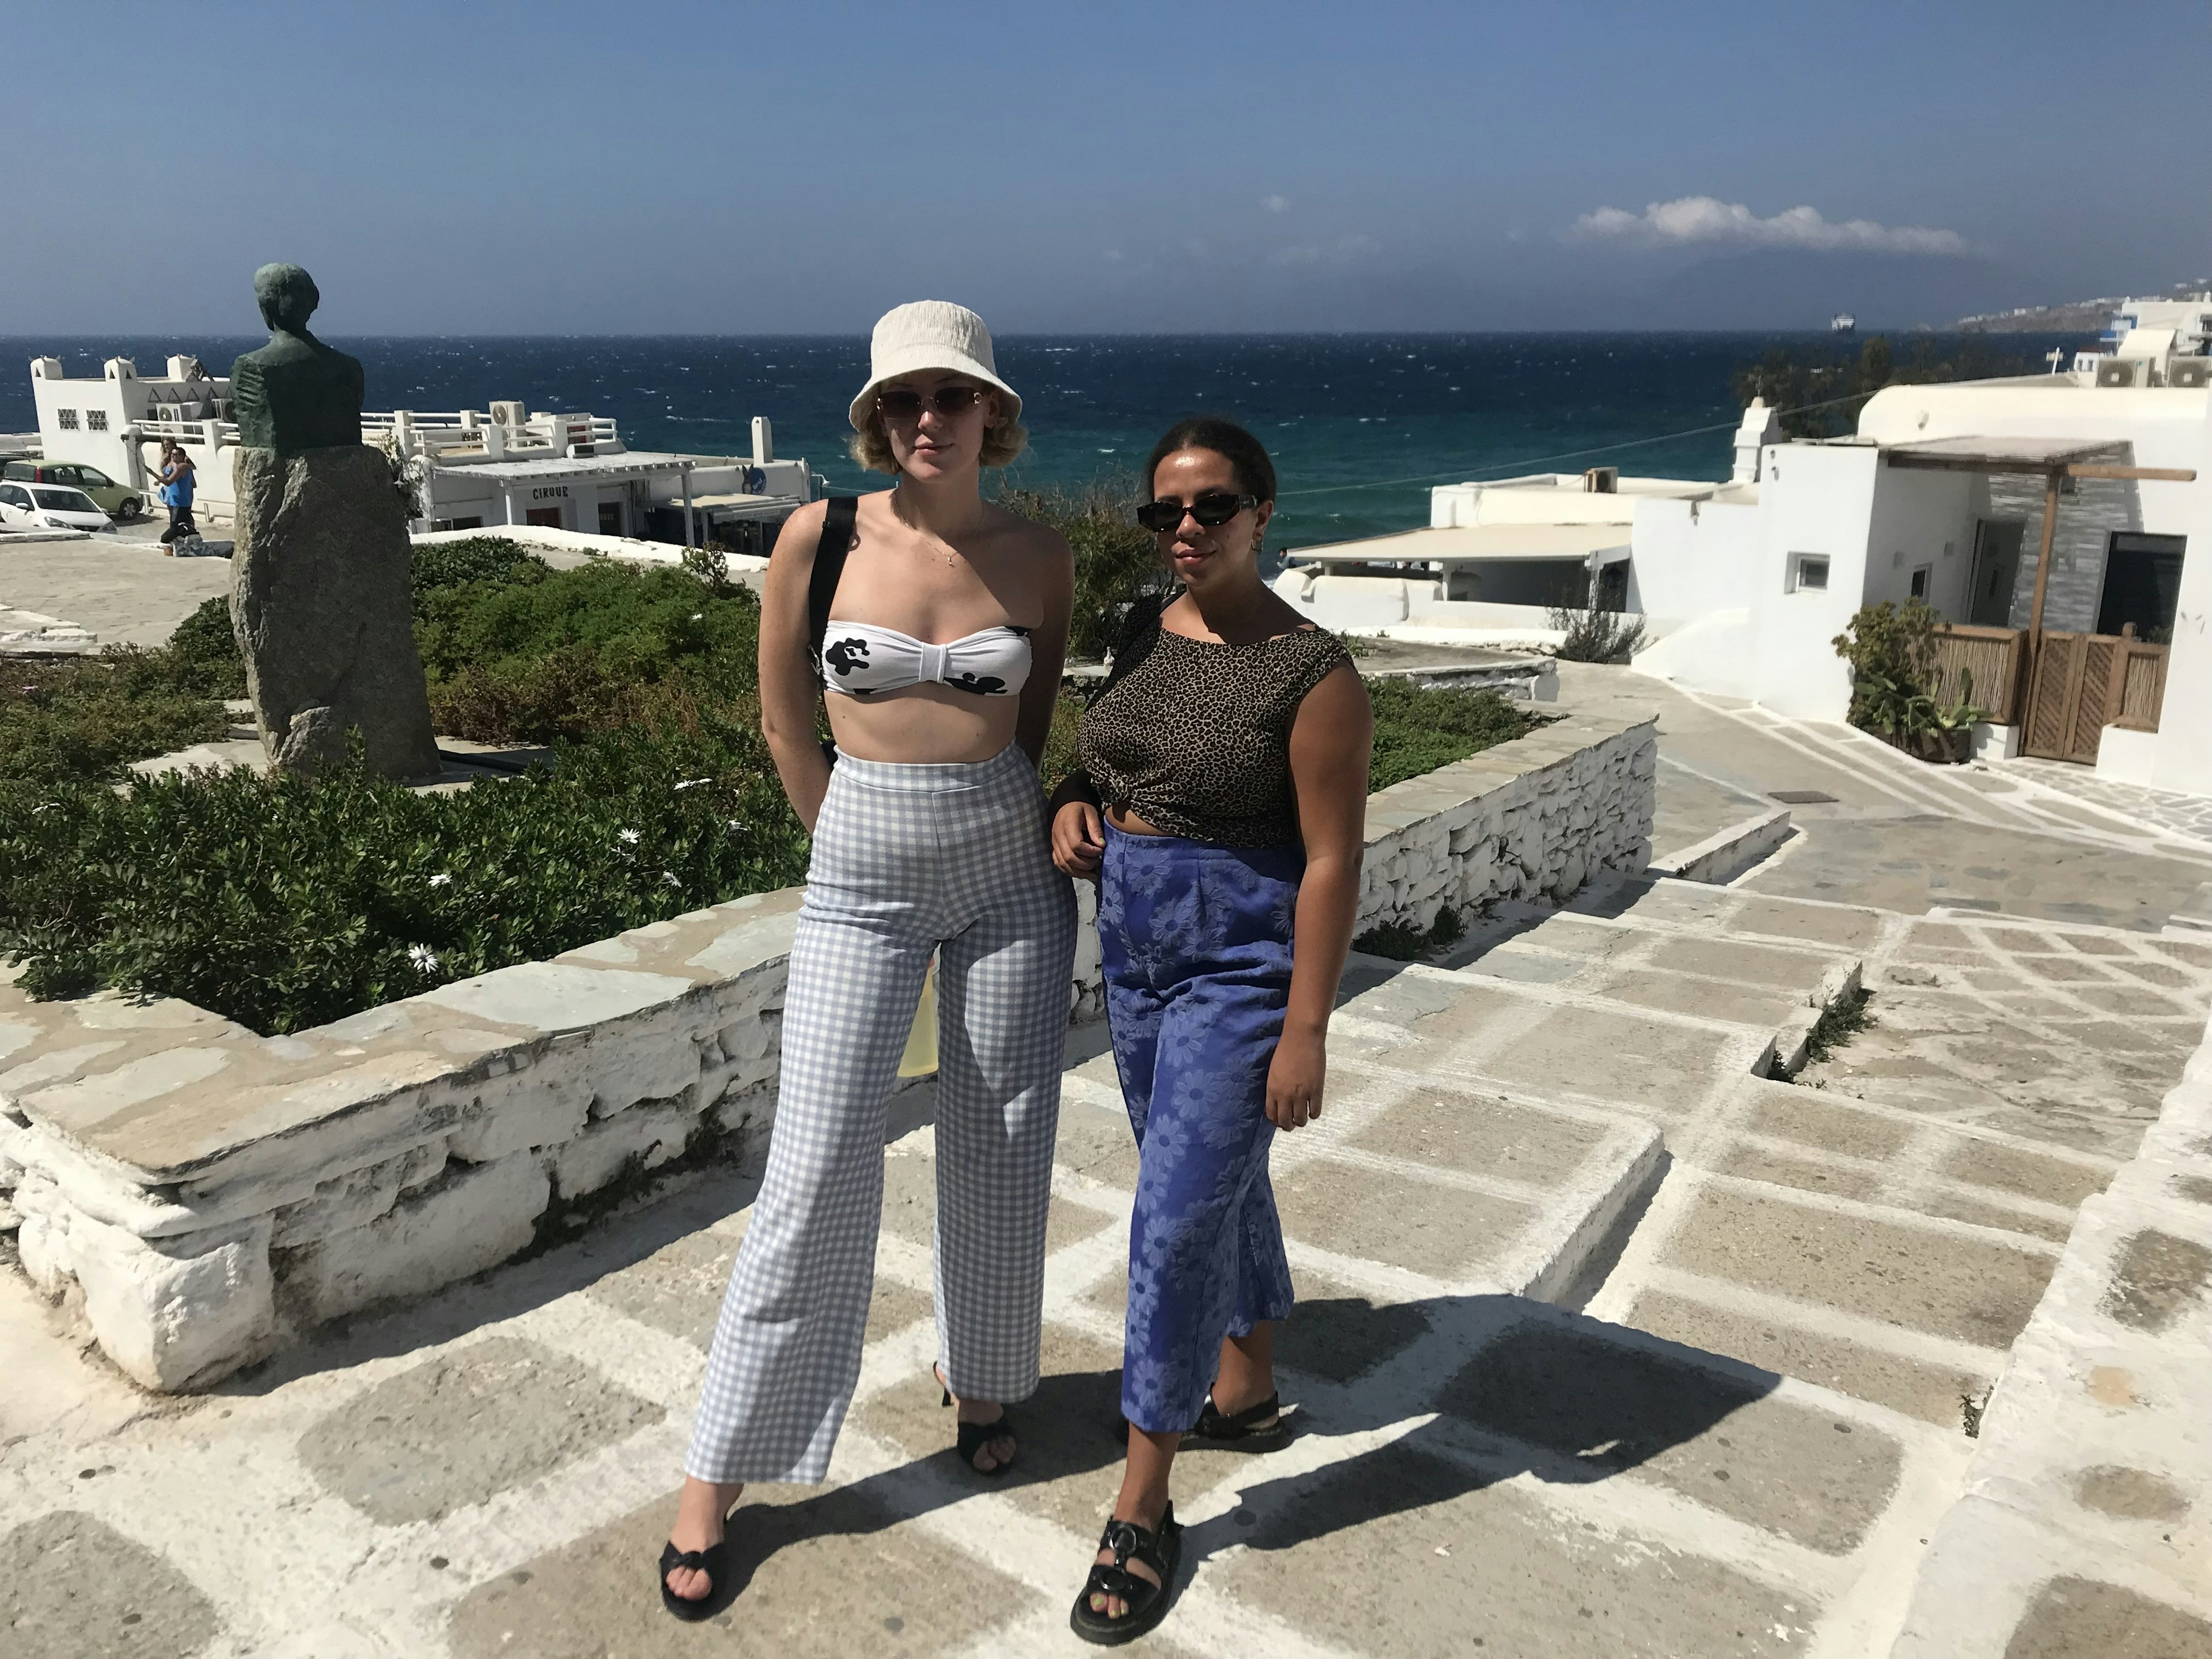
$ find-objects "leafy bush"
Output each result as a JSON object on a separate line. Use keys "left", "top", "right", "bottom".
{"left": 0, "top": 715, "right": 807, "bottom": 1035}
{"left": 1832, "top": 599, "right": 1987, "bottom": 745}
{"left": 411, "top": 534, "right": 543, "bottom": 595}
{"left": 996, "top": 476, "right": 1166, "bottom": 660}
{"left": 1, "top": 646, "right": 236, "bottom": 787}
{"left": 1367, "top": 679, "right": 1535, "bottom": 791}
{"left": 1548, "top": 606, "right": 1649, "bottom": 665}
{"left": 163, "top": 596, "right": 249, "bottom": 697}
{"left": 416, "top": 561, "right": 764, "bottom": 744}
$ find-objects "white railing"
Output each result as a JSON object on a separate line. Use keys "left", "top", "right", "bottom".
{"left": 362, "top": 410, "right": 480, "bottom": 431}
{"left": 132, "top": 416, "right": 240, "bottom": 446}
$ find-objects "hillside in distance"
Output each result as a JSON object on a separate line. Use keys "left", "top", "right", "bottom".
{"left": 1959, "top": 279, "right": 2209, "bottom": 332}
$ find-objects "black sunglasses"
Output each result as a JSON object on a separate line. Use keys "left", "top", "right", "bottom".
{"left": 874, "top": 384, "right": 987, "bottom": 421}
{"left": 1135, "top": 491, "right": 1258, "bottom": 533}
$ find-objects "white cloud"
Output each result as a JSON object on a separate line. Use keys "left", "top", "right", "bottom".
{"left": 1261, "top": 194, "right": 1292, "bottom": 213}
{"left": 1271, "top": 233, "right": 1380, "bottom": 267}
{"left": 1570, "top": 196, "right": 1967, "bottom": 256}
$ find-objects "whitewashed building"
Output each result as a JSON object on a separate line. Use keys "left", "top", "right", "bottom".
{"left": 1280, "top": 297, "right": 2209, "bottom": 797}
{"left": 22, "top": 357, "right": 816, "bottom": 552}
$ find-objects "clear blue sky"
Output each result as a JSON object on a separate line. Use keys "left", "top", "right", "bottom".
{"left": 6, "top": 0, "right": 2206, "bottom": 334}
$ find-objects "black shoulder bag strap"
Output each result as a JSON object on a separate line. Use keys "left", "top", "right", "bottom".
{"left": 806, "top": 495, "right": 859, "bottom": 767}
{"left": 806, "top": 495, "right": 859, "bottom": 684}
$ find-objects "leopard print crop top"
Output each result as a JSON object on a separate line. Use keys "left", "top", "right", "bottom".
{"left": 1078, "top": 607, "right": 1351, "bottom": 847}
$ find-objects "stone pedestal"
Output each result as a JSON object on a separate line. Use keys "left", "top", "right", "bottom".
{"left": 231, "top": 443, "right": 440, "bottom": 779}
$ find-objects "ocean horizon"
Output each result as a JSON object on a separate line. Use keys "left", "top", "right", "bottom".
{"left": 2, "top": 331, "right": 2081, "bottom": 547}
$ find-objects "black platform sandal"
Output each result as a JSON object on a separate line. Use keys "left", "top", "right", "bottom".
{"left": 657, "top": 1535, "right": 732, "bottom": 1623}
{"left": 1070, "top": 1505, "right": 1181, "bottom": 1646}
{"left": 1189, "top": 1390, "right": 1291, "bottom": 1451}
{"left": 937, "top": 1366, "right": 1017, "bottom": 1476}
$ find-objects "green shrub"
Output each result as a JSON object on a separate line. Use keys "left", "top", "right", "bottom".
{"left": 0, "top": 715, "right": 807, "bottom": 1035}
{"left": 1367, "top": 680, "right": 1534, "bottom": 791}
{"left": 1832, "top": 600, "right": 1987, "bottom": 743}
{"left": 1548, "top": 606, "right": 1649, "bottom": 665}
{"left": 411, "top": 535, "right": 543, "bottom": 595}
{"left": 0, "top": 650, "right": 234, "bottom": 786}
{"left": 415, "top": 560, "right": 761, "bottom": 707}
{"left": 163, "top": 596, "right": 248, "bottom": 697}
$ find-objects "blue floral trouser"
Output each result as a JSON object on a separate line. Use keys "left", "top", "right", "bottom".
{"left": 1099, "top": 823, "right": 1300, "bottom": 1435}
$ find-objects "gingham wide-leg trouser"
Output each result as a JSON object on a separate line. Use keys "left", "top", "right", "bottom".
{"left": 684, "top": 743, "right": 1078, "bottom": 1484}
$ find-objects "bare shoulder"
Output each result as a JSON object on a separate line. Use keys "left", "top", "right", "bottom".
{"left": 1302, "top": 657, "right": 1373, "bottom": 722}
{"left": 774, "top": 497, "right": 831, "bottom": 560}
{"left": 984, "top": 501, "right": 1073, "bottom": 565}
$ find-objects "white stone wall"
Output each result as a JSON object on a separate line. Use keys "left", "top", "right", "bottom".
{"left": 1352, "top": 710, "right": 1656, "bottom": 938}
{"left": 0, "top": 709, "right": 1654, "bottom": 1392}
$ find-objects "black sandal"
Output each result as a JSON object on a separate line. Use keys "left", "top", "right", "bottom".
{"left": 657, "top": 1535, "right": 732, "bottom": 1623}
{"left": 937, "top": 1367, "right": 1017, "bottom": 1476}
{"left": 1070, "top": 1505, "right": 1181, "bottom": 1646}
{"left": 1189, "top": 1391, "right": 1291, "bottom": 1451}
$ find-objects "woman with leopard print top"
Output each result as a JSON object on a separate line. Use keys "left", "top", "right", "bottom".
{"left": 1049, "top": 416, "right": 1372, "bottom": 1643}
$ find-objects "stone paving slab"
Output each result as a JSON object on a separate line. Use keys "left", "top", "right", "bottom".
{"left": 447, "top": 1480, "right": 1045, "bottom": 1658}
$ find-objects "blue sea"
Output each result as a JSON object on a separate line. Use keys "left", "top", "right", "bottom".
{"left": 1, "top": 334, "right": 2076, "bottom": 548}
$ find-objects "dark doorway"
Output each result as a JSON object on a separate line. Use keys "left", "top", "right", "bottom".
{"left": 598, "top": 501, "right": 624, "bottom": 537}
{"left": 1967, "top": 519, "right": 2023, "bottom": 626}
{"left": 2097, "top": 533, "right": 2185, "bottom": 643}
{"left": 1594, "top": 561, "right": 1629, "bottom": 611}
{"left": 526, "top": 507, "right": 563, "bottom": 529}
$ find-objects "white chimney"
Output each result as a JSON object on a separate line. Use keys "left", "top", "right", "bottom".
{"left": 751, "top": 416, "right": 774, "bottom": 466}
{"left": 1732, "top": 398, "right": 1784, "bottom": 483}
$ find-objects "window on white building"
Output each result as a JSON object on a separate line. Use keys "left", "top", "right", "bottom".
{"left": 56, "top": 409, "right": 79, "bottom": 430}
{"left": 1910, "top": 566, "right": 1931, "bottom": 600}
{"left": 1789, "top": 554, "right": 1830, "bottom": 592}
{"left": 86, "top": 410, "right": 109, "bottom": 432}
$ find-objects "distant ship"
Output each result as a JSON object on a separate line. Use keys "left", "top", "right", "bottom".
{"left": 1831, "top": 312, "right": 1857, "bottom": 334}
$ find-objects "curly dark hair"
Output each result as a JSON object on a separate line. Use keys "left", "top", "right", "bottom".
{"left": 1142, "top": 416, "right": 1277, "bottom": 503}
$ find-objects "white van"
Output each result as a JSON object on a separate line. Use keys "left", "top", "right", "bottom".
{"left": 0, "top": 480, "right": 114, "bottom": 532}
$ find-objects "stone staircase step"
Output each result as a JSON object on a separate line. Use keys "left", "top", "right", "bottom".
{"left": 1884, "top": 1059, "right": 2212, "bottom": 1659}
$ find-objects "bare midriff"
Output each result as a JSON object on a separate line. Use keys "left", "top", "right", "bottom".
{"left": 1106, "top": 806, "right": 1172, "bottom": 838}
{"left": 825, "top": 683, "right": 1024, "bottom": 764}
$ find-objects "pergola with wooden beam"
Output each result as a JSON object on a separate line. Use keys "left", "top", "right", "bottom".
{"left": 1883, "top": 437, "right": 2198, "bottom": 642}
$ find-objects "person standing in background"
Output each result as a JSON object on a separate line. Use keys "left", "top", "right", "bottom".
{"left": 155, "top": 441, "right": 196, "bottom": 547}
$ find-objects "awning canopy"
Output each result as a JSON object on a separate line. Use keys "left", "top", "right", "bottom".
{"left": 437, "top": 454, "right": 692, "bottom": 483}
{"left": 1289, "top": 522, "right": 1634, "bottom": 566}
{"left": 1881, "top": 437, "right": 2127, "bottom": 475}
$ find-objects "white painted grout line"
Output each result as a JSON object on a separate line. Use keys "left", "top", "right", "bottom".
{"left": 1723, "top": 1126, "right": 2084, "bottom": 1233}
{"left": 1636, "top": 1266, "right": 2015, "bottom": 1378}
{"left": 1690, "top": 1170, "right": 2066, "bottom": 1256}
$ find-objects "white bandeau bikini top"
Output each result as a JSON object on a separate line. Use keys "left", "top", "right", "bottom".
{"left": 820, "top": 621, "right": 1032, "bottom": 698}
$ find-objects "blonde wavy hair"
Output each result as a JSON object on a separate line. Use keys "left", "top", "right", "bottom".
{"left": 848, "top": 384, "right": 1028, "bottom": 474}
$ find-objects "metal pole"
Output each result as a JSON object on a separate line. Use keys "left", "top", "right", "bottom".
{"left": 2027, "top": 470, "right": 2062, "bottom": 643}
{"left": 681, "top": 464, "right": 695, "bottom": 548}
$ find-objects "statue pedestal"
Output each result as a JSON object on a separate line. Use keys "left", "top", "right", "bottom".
{"left": 231, "top": 444, "right": 440, "bottom": 780}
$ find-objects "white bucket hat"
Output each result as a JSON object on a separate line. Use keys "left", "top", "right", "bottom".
{"left": 849, "top": 300, "right": 1021, "bottom": 431}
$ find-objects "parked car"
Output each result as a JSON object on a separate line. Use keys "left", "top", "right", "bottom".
{"left": 1, "top": 460, "right": 141, "bottom": 518}
{"left": 0, "top": 480, "right": 115, "bottom": 532}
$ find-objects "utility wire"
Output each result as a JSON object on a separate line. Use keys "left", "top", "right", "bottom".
{"left": 1275, "top": 386, "right": 1886, "bottom": 498}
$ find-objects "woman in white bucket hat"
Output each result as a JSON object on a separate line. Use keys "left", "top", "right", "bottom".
{"left": 662, "top": 302, "right": 1079, "bottom": 1619}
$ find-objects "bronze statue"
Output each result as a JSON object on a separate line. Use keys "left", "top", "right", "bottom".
{"left": 229, "top": 264, "right": 368, "bottom": 455}
{"left": 227, "top": 263, "right": 442, "bottom": 780}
